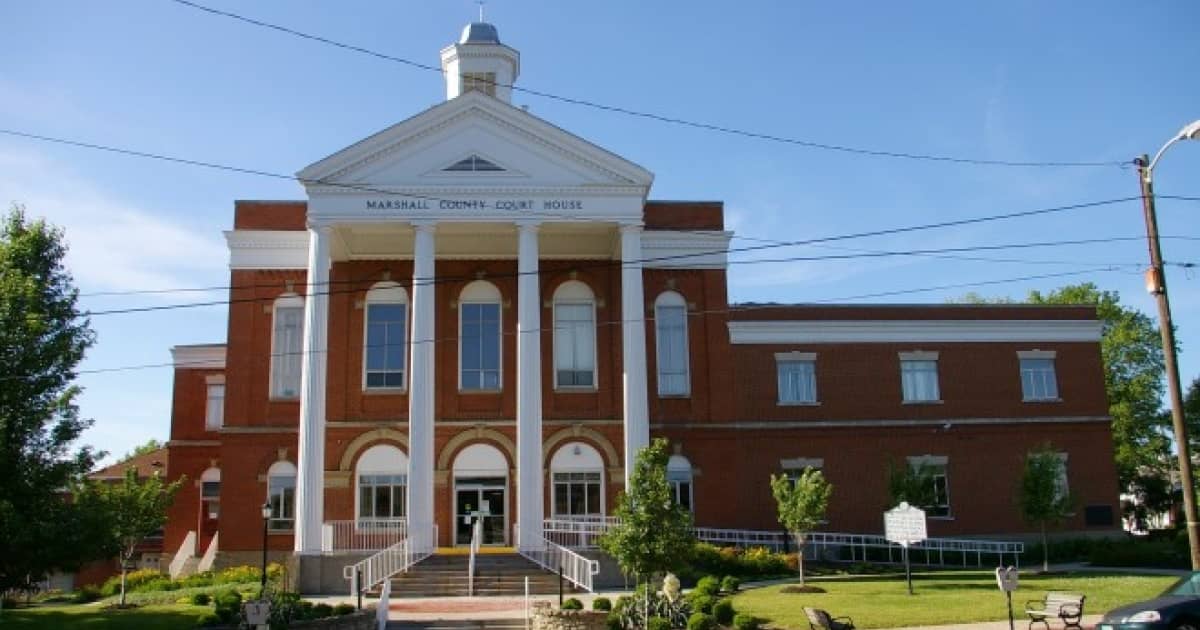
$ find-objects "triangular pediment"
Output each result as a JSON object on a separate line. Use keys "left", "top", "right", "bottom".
{"left": 297, "top": 91, "right": 653, "bottom": 192}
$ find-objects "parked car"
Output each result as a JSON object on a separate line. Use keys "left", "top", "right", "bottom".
{"left": 1098, "top": 572, "right": 1200, "bottom": 630}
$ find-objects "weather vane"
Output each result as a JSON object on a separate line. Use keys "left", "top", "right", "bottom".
{"left": 476, "top": 0, "right": 486, "bottom": 22}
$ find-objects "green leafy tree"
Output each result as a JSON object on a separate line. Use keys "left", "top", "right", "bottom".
{"left": 769, "top": 469, "right": 831, "bottom": 586}
{"left": 599, "top": 438, "right": 694, "bottom": 590}
{"left": 0, "top": 205, "right": 102, "bottom": 591}
{"left": 79, "top": 467, "right": 184, "bottom": 605}
{"left": 1019, "top": 445, "right": 1074, "bottom": 572}
{"left": 1184, "top": 377, "right": 1200, "bottom": 456}
{"left": 121, "top": 439, "right": 164, "bottom": 461}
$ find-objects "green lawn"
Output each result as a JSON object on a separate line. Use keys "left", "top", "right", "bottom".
{"left": 0, "top": 603, "right": 211, "bottom": 629}
{"left": 730, "top": 571, "right": 1178, "bottom": 629}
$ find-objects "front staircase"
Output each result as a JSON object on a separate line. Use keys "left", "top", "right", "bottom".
{"left": 387, "top": 550, "right": 578, "bottom": 598}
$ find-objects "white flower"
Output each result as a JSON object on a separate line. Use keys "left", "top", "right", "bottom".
{"left": 662, "top": 573, "right": 681, "bottom": 603}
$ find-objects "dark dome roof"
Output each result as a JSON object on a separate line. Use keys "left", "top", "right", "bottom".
{"left": 460, "top": 22, "right": 500, "bottom": 44}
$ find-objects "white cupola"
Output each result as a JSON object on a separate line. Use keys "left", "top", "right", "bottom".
{"left": 440, "top": 22, "right": 520, "bottom": 103}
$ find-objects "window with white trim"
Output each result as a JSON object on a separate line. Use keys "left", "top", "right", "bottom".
{"left": 460, "top": 72, "right": 497, "bottom": 97}
{"left": 654, "top": 292, "right": 690, "bottom": 396}
{"left": 1019, "top": 351, "right": 1059, "bottom": 401}
{"left": 907, "top": 455, "right": 950, "bottom": 518}
{"left": 204, "top": 376, "right": 225, "bottom": 431}
{"left": 355, "top": 444, "right": 408, "bottom": 523}
{"left": 667, "top": 455, "right": 694, "bottom": 512}
{"left": 780, "top": 457, "right": 824, "bottom": 482}
{"left": 364, "top": 282, "right": 408, "bottom": 390}
{"left": 267, "top": 461, "right": 296, "bottom": 530}
{"left": 551, "top": 442, "right": 605, "bottom": 517}
{"left": 776, "top": 352, "right": 817, "bottom": 404}
{"left": 200, "top": 467, "right": 220, "bottom": 519}
{"left": 553, "top": 281, "right": 597, "bottom": 389}
{"left": 899, "top": 352, "right": 940, "bottom": 403}
{"left": 459, "top": 281, "right": 502, "bottom": 391}
{"left": 270, "top": 294, "right": 304, "bottom": 399}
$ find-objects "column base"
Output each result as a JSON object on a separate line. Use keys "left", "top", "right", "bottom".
{"left": 295, "top": 552, "right": 366, "bottom": 595}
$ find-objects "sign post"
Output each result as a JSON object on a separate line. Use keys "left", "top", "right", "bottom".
{"left": 995, "top": 566, "right": 1019, "bottom": 630}
{"left": 884, "top": 502, "right": 927, "bottom": 596}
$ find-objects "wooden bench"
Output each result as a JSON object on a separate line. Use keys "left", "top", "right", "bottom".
{"left": 804, "top": 606, "right": 856, "bottom": 630}
{"left": 1024, "top": 591, "right": 1085, "bottom": 630}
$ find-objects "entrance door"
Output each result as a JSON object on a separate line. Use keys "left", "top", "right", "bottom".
{"left": 454, "top": 476, "right": 507, "bottom": 546}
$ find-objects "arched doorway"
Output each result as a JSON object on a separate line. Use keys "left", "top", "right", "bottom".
{"left": 451, "top": 443, "right": 508, "bottom": 546}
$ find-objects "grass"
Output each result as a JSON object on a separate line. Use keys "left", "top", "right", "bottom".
{"left": 0, "top": 603, "right": 212, "bottom": 629}
{"left": 730, "top": 570, "right": 1178, "bottom": 629}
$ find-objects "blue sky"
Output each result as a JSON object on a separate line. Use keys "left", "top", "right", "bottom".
{"left": 2, "top": 1, "right": 1198, "bottom": 465}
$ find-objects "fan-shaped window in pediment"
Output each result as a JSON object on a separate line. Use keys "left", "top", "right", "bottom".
{"left": 444, "top": 155, "right": 505, "bottom": 172}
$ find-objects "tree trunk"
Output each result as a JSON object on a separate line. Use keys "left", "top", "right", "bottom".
{"left": 1041, "top": 523, "right": 1049, "bottom": 573}
{"left": 119, "top": 565, "right": 127, "bottom": 606}
{"left": 796, "top": 533, "right": 806, "bottom": 588}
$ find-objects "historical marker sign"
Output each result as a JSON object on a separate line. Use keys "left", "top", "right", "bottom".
{"left": 884, "top": 502, "right": 928, "bottom": 547}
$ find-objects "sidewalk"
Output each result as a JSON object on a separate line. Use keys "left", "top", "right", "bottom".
{"left": 877, "top": 615, "right": 1103, "bottom": 630}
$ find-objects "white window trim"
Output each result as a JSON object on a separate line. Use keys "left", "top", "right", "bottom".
{"left": 1017, "top": 350, "right": 1057, "bottom": 360}
{"left": 269, "top": 293, "right": 304, "bottom": 401}
{"left": 204, "top": 377, "right": 225, "bottom": 431}
{"left": 458, "top": 281, "right": 503, "bottom": 392}
{"left": 550, "top": 470, "right": 606, "bottom": 518}
{"left": 899, "top": 352, "right": 941, "bottom": 404}
{"left": 654, "top": 292, "right": 691, "bottom": 397}
{"left": 266, "top": 461, "right": 297, "bottom": 531}
{"left": 1019, "top": 350, "right": 1061, "bottom": 402}
{"left": 775, "top": 352, "right": 819, "bottom": 406}
{"left": 552, "top": 282, "right": 598, "bottom": 392}
{"left": 362, "top": 282, "right": 409, "bottom": 393}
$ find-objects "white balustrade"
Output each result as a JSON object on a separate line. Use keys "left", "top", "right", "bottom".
{"left": 323, "top": 519, "right": 408, "bottom": 554}
{"left": 344, "top": 522, "right": 437, "bottom": 596}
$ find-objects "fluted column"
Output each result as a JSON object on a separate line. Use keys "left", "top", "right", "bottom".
{"left": 294, "top": 223, "right": 331, "bottom": 554}
{"left": 620, "top": 223, "right": 650, "bottom": 489}
{"left": 407, "top": 222, "right": 436, "bottom": 549}
{"left": 516, "top": 221, "right": 544, "bottom": 550}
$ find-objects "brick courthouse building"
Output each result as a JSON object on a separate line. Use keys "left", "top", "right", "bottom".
{"left": 161, "top": 21, "right": 1121, "bottom": 589}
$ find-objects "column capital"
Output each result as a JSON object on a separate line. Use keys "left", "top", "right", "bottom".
{"left": 514, "top": 220, "right": 542, "bottom": 232}
{"left": 411, "top": 220, "right": 437, "bottom": 233}
{"left": 618, "top": 222, "right": 644, "bottom": 234}
{"left": 306, "top": 220, "right": 334, "bottom": 234}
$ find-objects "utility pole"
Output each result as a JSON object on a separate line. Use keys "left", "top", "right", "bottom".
{"left": 1135, "top": 153, "right": 1200, "bottom": 570}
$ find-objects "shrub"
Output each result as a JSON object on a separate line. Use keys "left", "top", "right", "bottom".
{"left": 333, "top": 603, "right": 356, "bottom": 616}
{"left": 694, "top": 576, "right": 721, "bottom": 596}
{"left": 190, "top": 592, "right": 211, "bottom": 606}
{"left": 713, "top": 599, "right": 735, "bottom": 625}
{"left": 1, "top": 597, "right": 17, "bottom": 610}
{"left": 687, "top": 612, "right": 716, "bottom": 630}
{"left": 215, "top": 565, "right": 262, "bottom": 585}
{"left": 313, "top": 603, "right": 334, "bottom": 618}
{"left": 647, "top": 616, "right": 671, "bottom": 630}
{"left": 721, "top": 575, "right": 740, "bottom": 593}
{"left": 592, "top": 596, "right": 612, "bottom": 611}
{"left": 606, "top": 611, "right": 623, "bottom": 630}
{"left": 71, "top": 586, "right": 102, "bottom": 604}
{"left": 213, "top": 588, "right": 243, "bottom": 624}
{"left": 296, "top": 600, "right": 315, "bottom": 620}
{"left": 100, "top": 568, "right": 166, "bottom": 596}
{"left": 196, "top": 612, "right": 223, "bottom": 627}
{"left": 179, "top": 571, "right": 215, "bottom": 589}
{"left": 560, "top": 597, "right": 583, "bottom": 610}
{"left": 688, "top": 593, "right": 716, "bottom": 615}
{"left": 733, "top": 613, "right": 759, "bottom": 630}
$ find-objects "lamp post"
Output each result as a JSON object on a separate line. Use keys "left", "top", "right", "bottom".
{"left": 260, "top": 501, "right": 272, "bottom": 591}
{"left": 1134, "top": 119, "right": 1200, "bottom": 570}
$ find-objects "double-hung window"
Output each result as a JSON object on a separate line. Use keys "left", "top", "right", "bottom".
{"left": 776, "top": 352, "right": 817, "bottom": 404}
{"left": 899, "top": 351, "right": 940, "bottom": 403}
{"left": 204, "top": 375, "right": 224, "bottom": 431}
{"left": 553, "top": 281, "right": 596, "bottom": 389}
{"left": 270, "top": 294, "right": 304, "bottom": 399}
{"left": 655, "top": 292, "right": 690, "bottom": 396}
{"left": 459, "top": 281, "right": 502, "bottom": 391}
{"left": 358, "top": 474, "right": 407, "bottom": 521}
{"left": 267, "top": 461, "right": 297, "bottom": 530}
{"left": 364, "top": 283, "right": 408, "bottom": 390}
{"left": 1019, "top": 351, "right": 1059, "bottom": 401}
{"left": 907, "top": 455, "right": 951, "bottom": 518}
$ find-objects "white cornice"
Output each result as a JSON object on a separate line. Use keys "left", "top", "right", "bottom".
{"left": 226, "top": 230, "right": 309, "bottom": 270}
{"left": 170, "top": 345, "right": 226, "bottom": 369}
{"left": 727, "top": 319, "right": 1103, "bottom": 344}
{"left": 641, "top": 231, "right": 731, "bottom": 269}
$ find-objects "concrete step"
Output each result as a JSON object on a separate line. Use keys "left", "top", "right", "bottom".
{"left": 388, "top": 622, "right": 526, "bottom": 630}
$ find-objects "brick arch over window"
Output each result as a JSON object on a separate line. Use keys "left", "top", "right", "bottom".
{"left": 542, "top": 426, "right": 621, "bottom": 483}
{"left": 436, "top": 427, "right": 517, "bottom": 473}
{"left": 338, "top": 428, "right": 410, "bottom": 472}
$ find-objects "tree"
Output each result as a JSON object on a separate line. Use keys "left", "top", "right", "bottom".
{"left": 886, "top": 460, "right": 937, "bottom": 510}
{"left": 1184, "top": 377, "right": 1200, "bottom": 455}
{"left": 79, "top": 467, "right": 183, "bottom": 605}
{"left": 121, "top": 439, "right": 165, "bottom": 462}
{"left": 1018, "top": 445, "right": 1074, "bottom": 572}
{"left": 0, "top": 205, "right": 102, "bottom": 591}
{"left": 599, "top": 438, "right": 695, "bottom": 585}
{"left": 769, "top": 469, "right": 831, "bottom": 587}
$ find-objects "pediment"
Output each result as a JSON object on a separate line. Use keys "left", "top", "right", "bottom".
{"left": 297, "top": 91, "right": 653, "bottom": 193}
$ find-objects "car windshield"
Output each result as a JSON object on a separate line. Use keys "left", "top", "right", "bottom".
{"left": 1163, "top": 573, "right": 1200, "bottom": 596}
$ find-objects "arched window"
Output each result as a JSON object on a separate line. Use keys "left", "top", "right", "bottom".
{"left": 459, "top": 281, "right": 502, "bottom": 391}
{"left": 356, "top": 444, "right": 408, "bottom": 523}
{"left": 667, "top": 455, "right": 694, "bottom": 512}
{"left": 200, "top": 467, "right": 221, "bottom": 520}
{"left": 550, "top": 442, "right": 604, "bottom": 518}
{"left": 552, "top": 281, "right": 596, "bottom": 389}
{"left": 654, "top": 291, "right": 690, "bottom": 396}
{"left": 363, "top": 282, "right": 408, "bottom": 390}
{"left": 266, "top": 461, "right": 297, "bottom": 530}
{"left": 270, "top": 293, "right": 304, "bottom": 399}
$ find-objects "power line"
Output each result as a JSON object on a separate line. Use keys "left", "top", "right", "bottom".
{"left": 168, "top": 0, "right": 1125, "bottom": 169}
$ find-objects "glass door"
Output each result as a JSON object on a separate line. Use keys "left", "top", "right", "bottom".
{"left": 454, "top": 476, "right": 507, "bottom": 546}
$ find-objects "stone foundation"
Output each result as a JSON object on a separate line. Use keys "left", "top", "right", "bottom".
{"left": 532, "top": 602, "right": 608, "bottom": 630}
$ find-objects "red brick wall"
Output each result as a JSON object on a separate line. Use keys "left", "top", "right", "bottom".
{"left": 233, "top": 201, "right": 306, "bottom": 230}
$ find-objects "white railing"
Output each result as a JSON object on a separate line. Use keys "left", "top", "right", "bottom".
{"left": 695, "top": 527, "right": 788, "bottom": 550}
{"left": 344, "top": 523, "right": 437, "bottom": 597}
{"left": 517, "top": 524, "right": 600, "bottom": 592}
{"left": 168, "top": 530, "right": 197, "bottom": 578}
{"left": 197, "top": 532, "right": 220, "bottom": 573}
{"left": 375, "top": 579, "right": 391, "bottom": 630}
{"left": 467, "top": 517, "right": 483, "bottom": 596}
{"left": 542, "top": 516, "right": 618, "bottom": 549}
{"left": 322, "top": 519, "right": 408, "bottom": 554}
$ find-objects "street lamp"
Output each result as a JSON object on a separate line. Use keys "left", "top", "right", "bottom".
{"left": 260, "top": 501, "right": 272, "bottom": 591}
{"left": 1134, "top": 119, "right": 1200, "bottom": 569}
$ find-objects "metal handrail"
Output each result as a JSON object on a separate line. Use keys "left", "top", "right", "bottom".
{"left": 467, "top": 517, "right": 483, "bottom": 597}
{"left": 322, "top": 518, "right": 407, "bottom": 554}
{"left": 517, "top": 523, "right": 600, "bottom": 593}
{"left": 344, "top": 522, "right": 437, "bottom": 596}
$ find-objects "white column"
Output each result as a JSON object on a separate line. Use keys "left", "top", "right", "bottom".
{"left": 620, "top": 223, "right": 650, "bottom": 489}
{"left": 406, "top": 222, "right": 436, "bottom": 550}
{"left": 294, "top": 224, "right": 331, "bottom": 554}
{"left": 516, "top": 221, "right": 544, "bottom": 551}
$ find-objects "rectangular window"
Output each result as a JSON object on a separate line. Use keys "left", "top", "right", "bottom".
{"left": 1053, "top": 453, "right": 1069, "bottom": 501}
{"left": 900, "top": 353, "right": 940, "bottom": 402}
{"left": 668, "top": 474, "right": 693, "bottom": 512}
{"left": 554, "top": 303, "right": 596, "bottom": 388}
{"left": 365, "top": 303, "right": 407, "bottom": 389}
{"left": 776, "top": 353, "right": 817, "bottom": 404}
{"left": 271, "top": 304, "right": 304, "bottom": 399}
{"left": 358, "top": 474, "right": 407, "bottom": 521}
{"left": 1020, "top": 354, "right": 1059, "bottom": 401}
{"left": 201, "top": 481, "right": 220, "bottom": 519}
{"left": 781, "top": 458, "right": 824, "bottom": 482}
{"left": 461, "top": 303, "right": 501, "bottom": 390}
{"left": 205, "top": 383, "right": 224, "bottom": 431}
{"left": 552, "top": 472, "right": 602, "bottom": 516}
{"left": 908, "top": 456, "right": 950, "bottom": 518}
{"left": 268, "top": 475, "right": 296, "bottom": 530}
{"left": 655, "top": 304, "right": 690, "bottom": 396}
{"left": 461, "top": 72, "right": 497, "bottom": 96}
